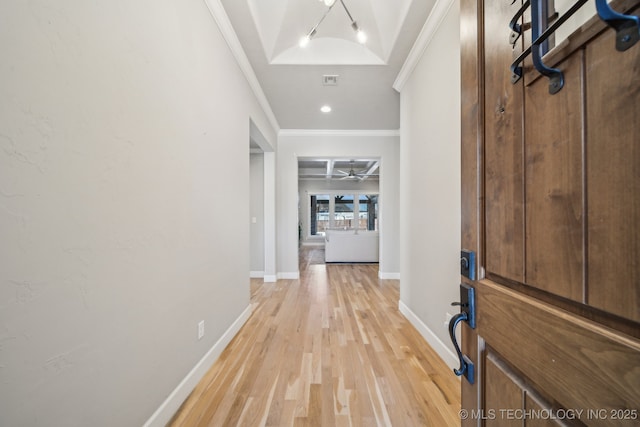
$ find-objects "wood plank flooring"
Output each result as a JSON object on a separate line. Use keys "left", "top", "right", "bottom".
{"left": 169, "top": 247, "right": 460, "bottom": 426}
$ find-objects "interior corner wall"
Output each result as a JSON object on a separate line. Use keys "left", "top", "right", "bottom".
{"left": 0, "top": 1, "right": 276, "bottom": 426}
{"left": 399, "top": 0, "right": 461, "bottom": 368}
{"left": 277, "top": 133, "right": 400, "bottom": 278}
{"left": 250, "top": 153, "right": 265, "bottom": 274}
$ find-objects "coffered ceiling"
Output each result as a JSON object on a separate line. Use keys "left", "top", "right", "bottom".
{"left": 298, "top": 158, "right": 380, "bottom": 181}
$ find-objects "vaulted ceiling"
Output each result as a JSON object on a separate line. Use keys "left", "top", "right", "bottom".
{"left": 219, "top": 0, "right": 436, "bottom": 130}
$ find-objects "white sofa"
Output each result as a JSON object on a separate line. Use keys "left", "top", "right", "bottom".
{"left": 324, "top": 229, "right": 379, "bottom": 263}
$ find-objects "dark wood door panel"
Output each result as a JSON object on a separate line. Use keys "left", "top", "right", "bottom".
{"left": 485, "top": 351, "right": 524, "bottom": 427}
{"left": 461, "top": 1, "right": 640, "bottom": 426}
{"left": 524, "top": 51, "right": 585, "bottom": 302}
{"left": 525, "top": 393, "right": 573, "bottom": 427}
{"left": 483, "top": 0, "right": 640, "bottom": 322}
{"left": 477, "top": 280, "right": 640, "bottom": 427}
{"left": 484, "top": 0, "right": 526, "bottom": 283}
{"left": 585, "top": 19, "right": 640, "bottom": 323}
{"left": 484, "top": 349, "right": 580, "bottom": 427}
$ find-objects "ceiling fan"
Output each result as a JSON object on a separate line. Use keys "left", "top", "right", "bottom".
{"left": 336, "top": 160, "right": 372, "bottom": 180}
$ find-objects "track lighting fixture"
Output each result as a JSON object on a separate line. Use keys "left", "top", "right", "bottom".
{"left": 299, "top": 28, "right": 316, "bottom": 47}
{"left": 301, "top": 0, "right": 367, "bottom": 47}
{"left": 340, "top": 0, "right": 367, "bottom": 44}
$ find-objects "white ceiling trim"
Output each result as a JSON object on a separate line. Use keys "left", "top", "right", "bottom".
{"left": 203, "top": 0, "right": 280, "bottom": 133}
{"left": 392, "top": 0, "right": 455, "bottom": 92}
{"left": 279, "top": 129, "right": 400, "bottom": 137}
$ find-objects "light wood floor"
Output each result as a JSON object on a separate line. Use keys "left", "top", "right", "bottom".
{"left": 169, "top": 247, "right": 460, "bottom": 426}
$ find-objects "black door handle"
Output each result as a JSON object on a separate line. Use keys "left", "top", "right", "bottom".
{"left": 448, "top": 283, "right": 476, "bottom": 384}
{"left": 449, "top": 312, "right": 471, "bottom": 377}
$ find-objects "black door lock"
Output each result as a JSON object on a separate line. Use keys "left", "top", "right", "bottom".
{"left": 460, "top": 250, "right": 475, "bottom": 280}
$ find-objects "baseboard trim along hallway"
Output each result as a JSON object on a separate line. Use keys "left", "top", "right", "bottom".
{"left": 143, "top": 305, "right": 253, "bottom": 427}
{"left": 398, "top": 300, "right": 459, "bottom": 371}
{"left": 378, "top": 271, "right": 400, "bottom": 280}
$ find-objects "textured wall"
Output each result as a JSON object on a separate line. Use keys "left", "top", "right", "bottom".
{"left": 399, "top": 0, "right": 461, "bottom": 367}
{"left": 0, "top": 0, "right": 276, "bottom": 425}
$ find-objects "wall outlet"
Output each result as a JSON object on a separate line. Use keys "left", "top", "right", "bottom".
{"left": 444, "top": 312, "right": 453, "bottom": 329}
{"left": 198, "top": 320, "right": 205, "bottom": 340}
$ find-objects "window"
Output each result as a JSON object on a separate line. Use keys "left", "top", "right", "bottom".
{"left": 310, "top": 194, "right": 330, "bottom": 236}
{"left": 308, "top": 192, "right": 378, "bottom": 236}
{"left": 334, "top": 195, "right": 354, "bottom": 229}
{"left": 358, "top": 194, "right": 378, "bottom": 231}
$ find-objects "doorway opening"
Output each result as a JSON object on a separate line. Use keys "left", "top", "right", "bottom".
{"left": 298, "top": 157, "right": 380, "bottom": 266}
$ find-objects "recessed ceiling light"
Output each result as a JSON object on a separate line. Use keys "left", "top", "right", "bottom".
{"left": 320, "top": 105, "right": 332, "bottom": 113}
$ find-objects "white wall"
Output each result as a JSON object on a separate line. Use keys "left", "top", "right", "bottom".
{"left": 0, "top": 1, "right": 276, "bottom": 426}
{"left": 277, "top": 131, "right": 400, "bottom": 279}
{"left": 250, "top": 154, "right": 265, "bottom": 274}
{"left": 263, "top": 152, "right": 277, "bottom": 282}
{"left": 398, "top": 0, "right": 461, "bottom": 368}
{"left": 298, "top": 179, "right": 379, "bottom": 245}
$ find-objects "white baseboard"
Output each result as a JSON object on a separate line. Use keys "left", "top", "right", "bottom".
{"left": 378, "top": 271, "right": 401, "bottom": 280}
{"left": 143, "top": 305, "right": 252, "bottom": 427}
{"left": 301, "top": 241, "right": 325, "bottom": 247}
{"left": 250, "top": 272, "right": 277, "bottom": 282}
{"left": 277, "top": 272, "right": 299, "bottom": 280}
{"left": 398, "top": 300, "right": 458, "bottom": 370}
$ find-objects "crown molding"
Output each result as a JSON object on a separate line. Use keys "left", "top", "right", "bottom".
{"left": 393, "top": 0, "right": 456, "bottom": 92}
{"left": 278, "top": 129, "right": 400, "bottom": 138}
{"left": 203, "top": 0, "right": 280, "bottom": 134}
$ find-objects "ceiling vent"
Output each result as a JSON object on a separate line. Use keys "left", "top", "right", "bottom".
{"left": 323, "top": 75, "right": 339, "bottom": 86}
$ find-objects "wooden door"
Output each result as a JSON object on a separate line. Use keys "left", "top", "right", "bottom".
{"left": 460, "top": 0, "right": 640, "bottom": 426}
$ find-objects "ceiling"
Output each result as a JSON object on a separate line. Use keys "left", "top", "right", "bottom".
{"left": 219, "top": 0, "right": 436, "bottom": 130}
{"left": 298, "top": 158, "right": 380, "bottom": 181}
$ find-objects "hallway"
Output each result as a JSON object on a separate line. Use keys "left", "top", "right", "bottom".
{"left": 0, "top": 2, "right": 466, "bottom": 425}
{"left": 170, "top": 249, "right": 460, "bottom": 426}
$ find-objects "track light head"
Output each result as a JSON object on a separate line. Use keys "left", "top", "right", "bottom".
{"left": 299, "top": 35, "right": 311, "bottom": 48}
{"left": 299, "top": 28, "right": 317, "bottom": 48}
{"left": 351, "top": 21, "right": 367, "bottom": 44}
